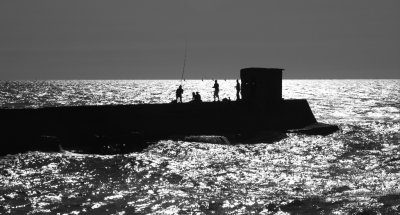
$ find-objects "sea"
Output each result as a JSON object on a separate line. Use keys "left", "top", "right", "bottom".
{"left": 0, "top": 79, "right": 399, "bottom": 214}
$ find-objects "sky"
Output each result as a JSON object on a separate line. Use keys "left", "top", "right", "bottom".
{"left": 0, "top": 0, "right": 399, "bottom": 79}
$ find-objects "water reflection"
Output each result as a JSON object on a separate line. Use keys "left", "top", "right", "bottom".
{"left": 0, "top": 80, "right": 399, "bottom": 214}
{"left": 1, "top": 125, "right": 399, "bottom": 214}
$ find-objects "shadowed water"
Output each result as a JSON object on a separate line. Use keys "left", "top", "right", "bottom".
{"left": 0, "top": 80, "right": 399, "bottom": 214}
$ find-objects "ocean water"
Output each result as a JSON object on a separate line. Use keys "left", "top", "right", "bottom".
{"left": 0, "top": 79, "right": 399, "bottom": 214}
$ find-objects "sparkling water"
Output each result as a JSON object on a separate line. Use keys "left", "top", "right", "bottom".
{"left": 0, "top": 80, "right": 399, "bottom": 214}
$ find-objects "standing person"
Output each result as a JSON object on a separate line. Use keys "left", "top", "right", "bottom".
{"left": 213, "top": 80, "right": 220, "bottom": 101}
{"left": 192, "top": 92, "right": 196, "bottom": 102}
{"left": 176, "top": 85, "right": 184, "bottom": 103}
{"left": 235, "top": 79, "right": 241, "bottom": 100}
{"left": 195, "top": 92, "right": 202, "bottom": 102}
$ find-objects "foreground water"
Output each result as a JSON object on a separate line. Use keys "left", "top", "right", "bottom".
{"left": 0, "top": 80, "right": 399, "bottom": 214}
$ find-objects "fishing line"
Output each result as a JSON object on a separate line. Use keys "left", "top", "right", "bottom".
{"left": 180, "top": 37, "right": 188, "bottom": 85}
{"left": 180, "top": 0, "right": 188, "bottom": 85}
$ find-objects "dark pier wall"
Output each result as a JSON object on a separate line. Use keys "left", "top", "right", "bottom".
{"left": 0, "top": 99, "right": 316, "bottom": 154}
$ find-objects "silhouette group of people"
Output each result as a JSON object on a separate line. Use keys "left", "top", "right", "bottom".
{"left": 175, "top": 79, "right": 241, "bottom": 103}
{"left": 191, "top": 92, "right": 202, "bottom": 103}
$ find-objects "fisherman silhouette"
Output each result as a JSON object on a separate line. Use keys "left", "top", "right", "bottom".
{"left": 213, "top": 80, "right": 220, "bottom": 101}
{"left": 176, "top": 85, "right": 184, "bottom": 103}
{"left": 192, "top": 92, "right": 196, "bottom": 101}
{"left": 236, "top": 79, "right": 241, "bottom": 100}
{"left": 195, "top": 92, "right": 202, "bottom": 102}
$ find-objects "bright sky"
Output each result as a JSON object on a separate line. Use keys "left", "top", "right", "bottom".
{"left": 0, "top": 0, "right": 399, "bottom": 79}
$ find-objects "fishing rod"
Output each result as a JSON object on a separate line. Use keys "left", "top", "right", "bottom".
{"left": 180, "top": 38, "right": 188, "bottom": 84}
{"left": 180, "top": 0, "right": 188, "bottom": 85}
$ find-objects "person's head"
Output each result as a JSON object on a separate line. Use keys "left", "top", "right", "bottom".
{"left": 237, "top": 79, "right": 239, "bottom": 83}
{"left": 192, "top": 92, "right": 195, "bottom": 96}
{"left": 179, "top": 85, "right": 182, "bottom": 88}
{"left": 196, "top": 92, "right": 199, "bottom": 95}
{"left": 215, "top": 80, "right": 217, "bottom": 83}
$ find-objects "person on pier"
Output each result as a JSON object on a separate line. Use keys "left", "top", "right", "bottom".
{"left": 235, "top": 79, "right": 241, "bottom": 100}
{"left": 195, "top": 92, "right": 202, "bottom": 102}
{"left": 176, "top": 85, "right": 184, "bottom": 103}
{"left": 190, "top": 92, "right": 202, "bottom": 103}
{"left": 192, "top": 92, "right": 196, "bottom": 102}
{"left": 213, "top": 80, "right": 220, "bottom": 101}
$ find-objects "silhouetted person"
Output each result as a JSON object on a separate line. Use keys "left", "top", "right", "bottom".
{"left": 235, "top": 79, "right": 241, "bottom": 100}
{"left": 195, "top": 92, "right": 202, "bottom": 102}
{"left": 190, "top": 92, "right": 202, "bottom": 103}
{"left": 176, "top": 85, "right": 184, "bottom": 103}
{"left": 192, "top": 92, "right": 196, "bottom": 101}
{"left": 213, "top": 80, "right": 219, "bottom": 101}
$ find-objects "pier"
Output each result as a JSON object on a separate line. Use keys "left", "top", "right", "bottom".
{"left": 0, "top": 68, "right": 339, "bottom": 155}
